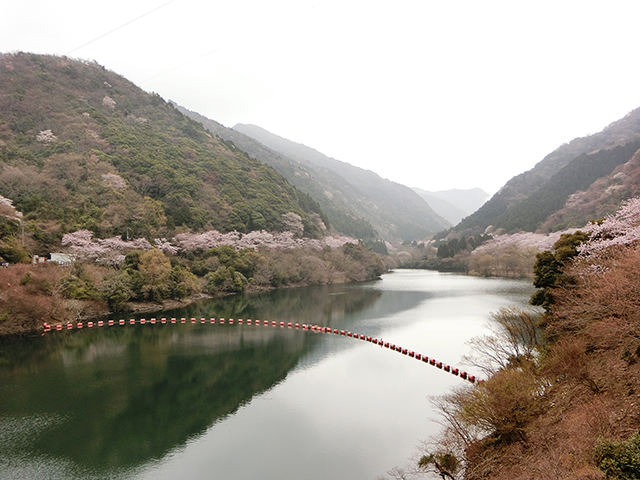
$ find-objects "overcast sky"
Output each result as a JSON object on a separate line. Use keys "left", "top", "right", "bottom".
{"left": 3, "top": 1, "right": 640, "bottom": 195}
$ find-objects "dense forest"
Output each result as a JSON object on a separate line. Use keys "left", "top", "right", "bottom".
{"left": 0, "top": 52, "right": 327, "bottom": 255}
{"left": 451, "top": 107, "right": 640, "bottom": 236}
{"left": 0, "top": 53, "right": 389, "bottom": 336}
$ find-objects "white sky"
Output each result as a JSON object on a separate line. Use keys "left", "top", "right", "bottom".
{"left": 2, "top": 1, "right": 640, "bottom": 195}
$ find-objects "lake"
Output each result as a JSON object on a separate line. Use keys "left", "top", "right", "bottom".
{"left": 0, "top": 269, "right": 535, "bottom": 479}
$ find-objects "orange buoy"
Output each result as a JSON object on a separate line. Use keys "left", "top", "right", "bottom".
{"left": 140, "top": 318, "right": 146, "bottom": 324}
{"left": 88, "top": 322, "right": 93, "bottom": 328}
{"left": 429, "top": 359, "right": 436, "bottom": 366}
{"left": 247, "top": 319, "right": 252, "bottom": 324}
{"left": 436, "top": 362, "right": 442, "bottom": 369}
{"left": 98, "top": 321, "right": 104, "bottom": 327}
{"left": 220, "top": 318, "right": 225, "bottom": 324}
{"left": 56, "top": 324, "right": 62, "bottom": 331}
{"left": 200, "top": 318, "right": 206, "bottom": 324}
{"left": 280, "top": 322, "right": 285, "bottom": 327}
{"left": 422, "top": 356, "right": 429, "bottom": 363}
{"left": 229, "top": 319, "right": 234, "bottom": 324}
{"left": 272, "top": 321, "right": 277, "bottom": 327}
{"left": 460, "top": 371, "right": 467, "bottom": 380}
{"left": 468, "top": 375, "right": 476, "bottom": 383}
{"left": 119, "top": 319, "right": 125, "bottom": 325}
{"left": 151, "top": 318, "right": 156, "bottom": 324}
{"left": 77, "top": 322, "right": 83, "bottom": 329}
{"left": 443, "top": 365, "right": 450, "bottom": 372}
{"left": 161, "top": 318, "right": 167, "bottom": 324}
{"left": 366, "top": 336, "right": 372, "bottom": 342}
{"left": 190, "top": 318, "right": 196, "bottom": 324}
{"left": 451, "top": 368, "right": 459, "bottom": 375}
{"left": 255, "top": 320, "right": 261, "bottom": 325}
{"left": 295, "top": 323, "right": 300, "bottom": 328}
{"left": 409, "top": 351, "right": 415, "bottom": 358}
{"left": 180, "top": 318, "right": 186, "bottom": 324}
{"left": 287, "top": 322, "right": 293, "bottom": 328}
{"left": 171, "top": 318, "right": 177, "bottom": 323}
{"left": 108, "top": 320, "right": 115, "bottom": 326}
{"left": 340, "top": 330, "right": 346, "bottom": 336}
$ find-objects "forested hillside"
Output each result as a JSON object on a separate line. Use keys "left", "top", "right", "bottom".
{"left": 231, "top": 123, "right": 451, "bottom": 241}
{"left": 173, "top": 105, "right": 378, "bottom": 240}
{"left": 0, "top": 53, "right": 390, "bottom": 336}
{"left": 452, "top": 107, "right": 640, "bottom": 235}
{"left": 0, "top": 52, "right": 326, "bottom": 258}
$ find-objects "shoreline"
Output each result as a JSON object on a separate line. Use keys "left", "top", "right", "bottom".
{"left": 0, "top": 279, "right": 368, "bottom": 340}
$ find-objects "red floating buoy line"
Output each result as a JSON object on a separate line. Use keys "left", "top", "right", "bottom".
{"left": 41, "top": 318, "right": 481, "bottom": 384}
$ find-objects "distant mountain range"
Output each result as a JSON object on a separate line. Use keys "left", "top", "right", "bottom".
{"left": 7, "top": 52, "right": 634, "bottom": 253}
{"left": 177, "top": 107, "right": 451, "bottom": 241}
{"left": 450, "top": 107, "right": 640, "bottom": 235}
{"left": 412, "top": 188, "right": 489, "bottom": 225}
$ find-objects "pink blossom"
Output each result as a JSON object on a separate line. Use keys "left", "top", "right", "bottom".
{"left": 578, "top": 196, "right": 640, "bottom": 258}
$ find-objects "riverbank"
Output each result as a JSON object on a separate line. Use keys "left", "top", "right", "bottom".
{"left": 404, "top": 237, "right": 640, "bottom": 478}
{"left": 0, "top": 263, "right": 385, "bottom": 339}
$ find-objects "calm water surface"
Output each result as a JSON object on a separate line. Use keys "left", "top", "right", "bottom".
{"left": 0, "top": 270, "right": 535, "bottom": 479}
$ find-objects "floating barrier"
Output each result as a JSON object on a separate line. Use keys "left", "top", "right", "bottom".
{"left": 42, "top": 315, "right": 479, "bottom": 383}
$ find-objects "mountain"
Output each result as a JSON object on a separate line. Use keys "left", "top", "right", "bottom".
{"left": 412, "top": 188, "right": 489, "bottom": 225}
{"left": 0, "top": 52, "right": 327, "bottom": 255}
{"left": 176, "top": 111, "right": 451, "bottom": 241}
{"left": 451, "top": 107, "right": 640, "bottom": 235}
{"left": 231, "top": 123, "right": 451, "bottom": 241}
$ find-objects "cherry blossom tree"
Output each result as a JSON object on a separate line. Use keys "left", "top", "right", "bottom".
{"left": 578, "top": 197, "right": 640, "bottom": 258}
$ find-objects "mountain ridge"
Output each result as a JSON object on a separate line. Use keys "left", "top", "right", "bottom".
{"left": 232, "top": 123, "right": 451, "bottom": 241}
{"left": 451, "top": 106, "right": 640, "bottom": 235}
{"left": 0, "top": 52, "right": 327, "bottom": 256}
{"left": 412, "top": 187, "right": 489, "bottom": 225}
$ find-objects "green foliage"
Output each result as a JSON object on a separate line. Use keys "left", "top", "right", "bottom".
{"left": 205, "top": 266, "right": 248, "bottom": 293}
{"left": 19, "top": 271, "right": 32, "bottom": 285}
{"left": 342, "top": 242, "right": 384, "bottom": 278}
{"left": 531, "top": 231, "right": 589, "bottom": 311}
{"left": 0, "top": 53, "right": 326, "bottom": 242}
{"left": 363, "top": 239, "right": 389, "bottom": 255}
{"left": 436, "top": 234, "right": 491, "bottom": 259}
{"left": 61, "top": 265, "right": 99, "bottom": 300}
{"left": 0, "top": 237, "right": 31, "bottom": 263}
{"left": 595, "top": 433, "right": 640, "bottom": 479}
{"left": 137, "top": 249, "right": 172, "bottom": 301}
{"left": 418, "top": 452, "right": 459, "bottom": 479}
{"left": 99, "top": 270, "right": 134, "bottom": 312}
{"left": 169, "top": 265, "right": 200, "bottom": 299}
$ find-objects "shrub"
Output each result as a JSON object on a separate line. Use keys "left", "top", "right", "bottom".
{"left": 594, "top": 433, "right": 640, "bottom": 479}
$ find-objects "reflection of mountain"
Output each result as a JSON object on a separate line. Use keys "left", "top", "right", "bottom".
{"left": 0, "top": 284, "right": 389, "bottom": 474}
{"left": 0, "top": 279, "right": 439, "bottom": 475}
{"left": 0, "top": 326, "right": 304, "bottom": 472}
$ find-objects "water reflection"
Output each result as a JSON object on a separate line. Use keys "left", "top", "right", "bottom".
{"left": 0, "top": 271, "right": 535, "bottom": 479}
{"left": 0, "top": 282, "right": 388, "bottom": 476}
